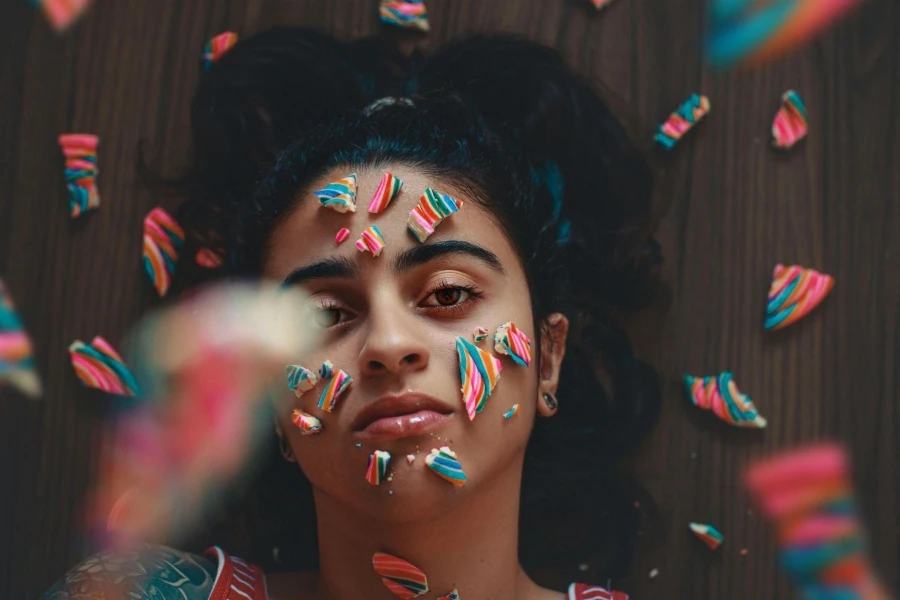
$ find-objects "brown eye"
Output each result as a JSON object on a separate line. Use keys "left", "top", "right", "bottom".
{"left": 434, "top": 288, "right": 463, "bottom": 306}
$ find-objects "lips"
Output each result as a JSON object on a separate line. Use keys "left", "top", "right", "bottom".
{"left": 352, "top": 392, "right": 455, "bottom": 440}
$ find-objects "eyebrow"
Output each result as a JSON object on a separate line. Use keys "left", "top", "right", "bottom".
{"left": 281, "top": 239, "right": 506, "bottom": 287}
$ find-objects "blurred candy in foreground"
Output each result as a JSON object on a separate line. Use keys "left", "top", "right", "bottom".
{"left": 89, "top": 282, "right": 318, "bottom": 547}
{"left": 0, "top": 280, "right": 42, "bottom": 398}
{"left": 29, "top": 0, "right": 94, "bottom": 32}
{"left": 707, "top": 0, "right": 868, "bottom": 68}
{"left": 744, "top": 443, "right": 890, "bottom": 600}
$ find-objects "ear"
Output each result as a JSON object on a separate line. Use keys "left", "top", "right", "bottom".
{"left": 537, "top": 313, "right": 569, "bottom": 416}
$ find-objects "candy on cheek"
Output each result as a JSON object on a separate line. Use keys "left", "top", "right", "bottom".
{"left": 472, "top": 326, "right": 489, "bottom": 343}
{"left": 291, "top": 409, "right": 323, "bottom": 435}
{"left": 493, "top": 322, "right": 532, "bottom": 367}
{"left": 456, "top": 337, "right": 502, "bottom": 421}
{"left": 286, "top": 364, "right": 317, "bottom": 397}
{"left": 502, "top": 404, "right": 519, "bottom": 420}
{"left": 366, "top": 450, "right": 392, "bottom": 485}
{"left": 317, "top": 368, "right": 352, "bottom": 412}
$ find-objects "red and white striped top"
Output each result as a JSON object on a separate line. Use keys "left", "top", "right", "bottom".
{"left": 202, "top": 548, "right": 627, "bottom": 600}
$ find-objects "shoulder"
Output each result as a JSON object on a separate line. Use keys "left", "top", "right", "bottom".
{"left": 41, "top": 544, "right": 218, "bottom": 600}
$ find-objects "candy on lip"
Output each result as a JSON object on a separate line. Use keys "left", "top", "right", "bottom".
{"left": 425, "top": 446, "right": 466, "bottom": 486}
{"left": 372, "top": 551, "right": 429, "bottom": 599}
{"left": 366, "top": 450, "right": 391, "bottom": 485}
{"left": 291, "top": 409, "right": 323, "bottom": 435}
{"left": 315, "top": 174, "right": 357, "bottom": 213}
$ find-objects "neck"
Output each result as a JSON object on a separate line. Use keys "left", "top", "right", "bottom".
{"left": 313, "top": 455, "right": 537, "bottom": 600}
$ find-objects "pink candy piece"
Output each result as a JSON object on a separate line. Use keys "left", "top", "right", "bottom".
{"left": 335, "top": 228, "right": 351, "bottom": 244}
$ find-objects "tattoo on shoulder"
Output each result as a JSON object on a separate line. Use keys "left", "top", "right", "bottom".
{"left": 41, "top": 544, "right": 218, "bottom": 600}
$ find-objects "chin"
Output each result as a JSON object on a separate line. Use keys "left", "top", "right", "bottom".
{"left": 354, "top": 471, "right": 472, "bottom": 524}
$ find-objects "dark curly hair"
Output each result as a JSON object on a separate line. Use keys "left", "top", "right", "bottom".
{"left": 148, "top": 27, "right": 665, "bottom": 588}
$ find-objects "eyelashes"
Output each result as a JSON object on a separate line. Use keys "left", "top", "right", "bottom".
{"left": 311, "top": 279, "right": 485, "bottom": 329}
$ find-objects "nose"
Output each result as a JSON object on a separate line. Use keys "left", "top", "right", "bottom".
{"left": 358, "top": 302, "right": 430, "bottom": 377}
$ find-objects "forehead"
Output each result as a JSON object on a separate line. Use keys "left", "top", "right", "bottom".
{"left": 262, "top": 165, "right": 521, "bottom": 280}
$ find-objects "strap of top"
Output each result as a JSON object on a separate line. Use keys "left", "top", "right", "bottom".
{"left": 204, "top": 546, "right": 268, "bottom": 600}
{"left": 568, "top": 582, "right": 629, "bottom": 600}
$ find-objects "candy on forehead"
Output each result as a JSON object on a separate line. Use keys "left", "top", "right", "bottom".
{"left": 407, "top": 188, "right": 462, "bottom": 242}
{"left": 369, "top": 172, "right": 403, "bottom": 213}
{"left": 335, "top": 228, "right": 351, "bottom": 244}
{"left": 315, "top": 174, "right": 357, "bottom": 213}
{"left": 356, "top": 225, "right": 387, "bottom": 257}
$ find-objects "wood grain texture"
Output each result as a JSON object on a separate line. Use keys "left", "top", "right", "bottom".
{"left": 0, "top": 0, "right": 897, "bottom": 598}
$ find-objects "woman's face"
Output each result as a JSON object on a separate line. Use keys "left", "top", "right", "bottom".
{"left": 263, "top": 165, "right": 564, "bottom": 522}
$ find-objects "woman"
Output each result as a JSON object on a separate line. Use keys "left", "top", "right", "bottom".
{"left": 43, "top": 28, "right": 663, "bottom": 600}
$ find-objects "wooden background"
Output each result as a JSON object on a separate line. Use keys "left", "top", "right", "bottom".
{"left": 1, "top": 0, "right": 897, "bottom": 598}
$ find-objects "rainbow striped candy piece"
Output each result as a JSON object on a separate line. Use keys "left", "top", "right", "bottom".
{"left": 31, "top": 0, "right": 94, "bottom": 32}
{"left": 379, "top": 0, "right": 430, "bottom": 32}
{"left": 58, "top": 134, "right": 100, "bottom": 218}
{"left": 425, "top": 446, "right": 466, "bottom": 486}
{"left": 503, "top": 404, "right": 519, "bottom": 420}
{"left": 590, "top": 0, "right": 619, "bottom": 9}
{"left": 744, "top": 444, "right": 881, "bottom": 600}
{"left": 203, "top": 31, "right": 238, "bottom": 70}
{"left": 291, "top": 409, "right": 323, "bottom": 435}
{"left": 407, "top": 188, "right": 462, "bottom": 242}
{"left": 456, "top": 337, "right": 502, "bottom": 421}
{"left": 315, "top": 174, "right": 357, "bottom": 213}
{"left": 143, "top": 207, "right": 185, "bottom": 297}
{"left": 286, "top": 364, "right": 317, "bottom": 397}
{"left": 654, "top": 94, "right": 711, "bottom": 149}
{"left": 567, "top": 583, "right": 629, "bottom": 600}
{"left": 335, "top": 228, "right": 351, "bottom": 244}
{"left": 69, "top": 336, "right": 141, "bottom": 397}
{"left": 707, "top": 0, "right": 867, "bottom": 69}
{"left": 317, "top": 368, "right": 351, "bottom": 412}
{"left": 472, "top": 326, "right": 488, "bottom": 343}
{"left": 437, "top": 590, "right": 460, "bottom": 600}
{"left": 689, "top": 522, "right": 725, "bottom": 550}
{"left": 368, "top": 172, "right": 403, "bottom": 213}
{"left": 0, "top": 281, "right": 42, "bottom": 398}
{"left": 372, "top": 552, "right": 429, "bottom": 599}
{"left": 493, "top": 321, "right": 532, "bottom": 367}
{"left": 684, "top": 372, "right": 766, "bottom": 429}
{"left": 765, "top": 264, "right": 834, "bottom": 331}
{"left": 772, "top": 90, "right": 808, "bottom": 149}
{"left": 366, "top": 450, "right": 391, "bottom": 485}
{"left": 355, "top": 225, "right": 386, "bottom": 257}
{"left": 318, "top": 360, "right": 334, "bottom": 379}
{"left": 195, "top": 248, "right": 223, "bottom": 269}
